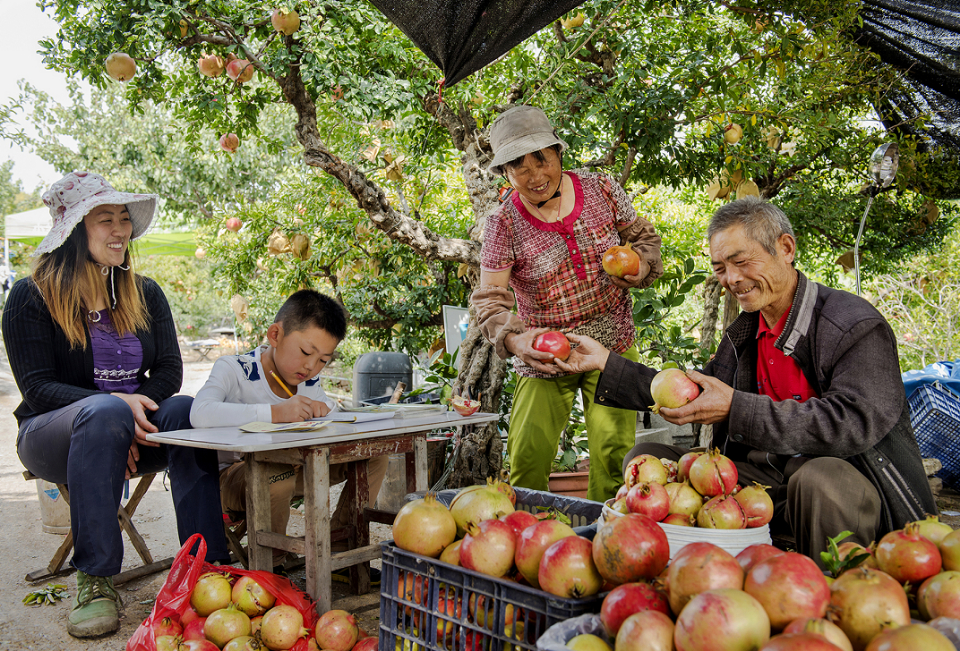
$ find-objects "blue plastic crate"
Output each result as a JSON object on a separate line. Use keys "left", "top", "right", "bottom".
{"left": 908, "top": 382, "right": 960, "bottom": 489}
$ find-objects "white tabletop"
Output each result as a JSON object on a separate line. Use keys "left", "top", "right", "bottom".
{"left": 147, "top": 411, "right": 499, "bottom": 452}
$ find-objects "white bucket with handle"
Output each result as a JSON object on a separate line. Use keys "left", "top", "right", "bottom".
{"left": 35, "top": 479, "right": 71, "bottom": 535}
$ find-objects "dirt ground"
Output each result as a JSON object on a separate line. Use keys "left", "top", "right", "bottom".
{"left": 0, "top": 349, "right": 386, "bottom": 650}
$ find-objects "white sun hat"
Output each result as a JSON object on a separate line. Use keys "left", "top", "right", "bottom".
{"left": 487, "top": 105, "right": 569, "bottom": 176}
{"left": 36, "top": 171, "right": 158, "bottom": 255}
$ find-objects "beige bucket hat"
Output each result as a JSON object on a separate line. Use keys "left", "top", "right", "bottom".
{"left": 488, "top": 106, "right": 569, "bottom": 176}
{"left": 36, "top": 171, "right": 157, "bottom": 255}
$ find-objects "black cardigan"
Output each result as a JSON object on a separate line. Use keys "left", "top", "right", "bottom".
{"left": 1, "top": 276, "right": 183, "bottom": 426}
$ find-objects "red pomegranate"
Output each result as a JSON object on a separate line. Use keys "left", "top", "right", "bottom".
{"left": 827, "top": 567, "right": 910, "bottom": 651}
{"left": 615, "top": 610, "right": 674, "bottom": 651}
{"left": 532, "top": 331, "right": 571, "bottom": 362}
{"left": 697, "top": 494, "right": 746, "bottom": 529}
{"left": 625, "top": 482, "right": 670, "bottom": 521}
{"left": 649, "top": 368, "right": 701, "bottom": 414}
{"left": 592, "top": 513, "right": 670, "bottom": 585}
{"left": 677, "top": 451, "right": 702, "bottom": 482}
{"left": 744, "top": 552, "right": 831, "bottom": 630}
{"left": 538, "top": 536, "right": 603, "bottom": 598}
{"left": 875, "top": 523, "right": 942, "bottom": 586}
{"left": 688, "top": 448, "right": 738, "bottom": 497}
{"left": 939, "top": 528, "right": 960, "bottom": 571}
{"left": 664, "top": 480, "right": 703, "bottom": 518}
{"left": 782, "top": 618, "right": 853, "bottom": 651}
{"left": 863, "top": 623, "right": 955, "bottom": 650}
{"left": 736, "top": 544, "right": 785, "bottom": 572}
{"left": 600, "top": 582, "right": 670, "bottom": 636}
{"left": 733, "top": 482, "right": 775, "bottom": 527}
{"left": 623, "top": 454, "right": 668, "bottom": 488}
{"left": 460, "top": 519, "right": 516, "bottom": 578}
{"left": 662, "top": 513, "right": 696, "bottom": 526}
{"left": 674, "top": 589, "right": 771, "bottom": 651}
{"left": 514, "top": 519, "right": 576, "bottom": 589}
{"left": 500, "top": 510, "right": 538, "bottom": 538}
{"left": 913, "top": 515, "right": 954, "bottom": 545}
{"left": 666, "top": 542, "right": 745, "bottom": 616}
{"left": 918, "top": 571, "right": 960, "bottom": 620}
{"left": 758, "top": 633, "right": 847, "bottom": 650}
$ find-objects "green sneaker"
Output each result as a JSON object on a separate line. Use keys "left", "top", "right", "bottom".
{"left": 66, "top": 570, "right": 121, "bottom": 638}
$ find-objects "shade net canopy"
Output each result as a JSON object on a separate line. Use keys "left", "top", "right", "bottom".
{"left": 367, "top": 0, "right": 588, "bottom": 87}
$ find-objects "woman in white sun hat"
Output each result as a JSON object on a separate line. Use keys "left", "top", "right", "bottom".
{"left": 471, "top": 106, "right": 664, "bottom": 503}
{"left": 1, "top": 171, "right": 229, "bottom": 639}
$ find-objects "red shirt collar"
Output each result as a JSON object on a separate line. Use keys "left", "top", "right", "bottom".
{"left": 756, "top": 306, "right": 792, "bottom": 341}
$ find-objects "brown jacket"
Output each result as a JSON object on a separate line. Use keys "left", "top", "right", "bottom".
{"left": 596, "top": 271, "right": 937, "bottom": 533}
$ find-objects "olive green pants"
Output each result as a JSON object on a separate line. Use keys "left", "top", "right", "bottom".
{"left": 507, "top": 345, "right": 639, "bottom": 502}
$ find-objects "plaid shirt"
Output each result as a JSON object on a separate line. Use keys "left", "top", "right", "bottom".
{"left": 481, "top": 170, "right": 649, "bottom": 377}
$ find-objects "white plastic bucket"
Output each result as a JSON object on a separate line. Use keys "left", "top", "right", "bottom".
{"left": 35, "top": 479, "right": 71, "bottom": 535}
{"left": 600, "top": 499, "right": 771, "bottom": 561}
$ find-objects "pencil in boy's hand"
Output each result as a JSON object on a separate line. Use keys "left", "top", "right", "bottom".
{"left": 270, "top": 370, "right": 295, "bottom": 398}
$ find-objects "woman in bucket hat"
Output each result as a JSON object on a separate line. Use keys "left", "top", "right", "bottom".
{"left": 472, "top": 106, "right": 664, "bottom": 502}
{"left": 1, "top": 171, "right": 229, "bottom": 639}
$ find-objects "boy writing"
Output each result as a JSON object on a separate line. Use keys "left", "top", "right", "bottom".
{"left": 190, "top": 289, "right": 389, "bottom": 571}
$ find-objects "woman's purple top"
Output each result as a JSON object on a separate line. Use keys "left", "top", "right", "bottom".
{"left": 89, "top": 310, "right": 143, "bottom": 394}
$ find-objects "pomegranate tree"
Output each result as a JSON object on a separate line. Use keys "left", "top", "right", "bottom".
{"left": 744, "top": 552, "right": 831, "bottom": 630}
{"left": 538, "top": 536, "right": 603, "bottom": 598}
{"left": 600, "top": 582, "right": 669, "bottom": 635}
{"left": 666, "top": 542, "right": 745, "bottom": 616}
{"left": 592, "top": 513, "right": 669, "bottom": 585}
{"left": 674, "top": 589, "right": 771, "bottom": 651}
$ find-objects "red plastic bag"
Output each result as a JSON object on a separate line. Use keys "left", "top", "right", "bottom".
{"left": 127, "top": 534, "right": 319, "bottom": 651}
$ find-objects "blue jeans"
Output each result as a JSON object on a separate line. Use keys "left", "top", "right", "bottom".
{"left": 17, "top": 394, "right": 229, "bottom": 575}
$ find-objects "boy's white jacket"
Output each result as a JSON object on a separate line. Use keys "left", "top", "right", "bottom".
{"left": 189, "top": 345, "right": 337, "bottom": 429}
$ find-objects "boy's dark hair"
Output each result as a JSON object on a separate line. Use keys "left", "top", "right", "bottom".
{"left": 274, "top": 289, "right": 348, "bottom": 341}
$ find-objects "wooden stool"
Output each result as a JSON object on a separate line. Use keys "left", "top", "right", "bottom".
{"left": 23, "top": 470, "right": 174, "bottom": 585}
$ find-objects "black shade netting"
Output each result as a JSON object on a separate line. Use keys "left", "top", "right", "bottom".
{"left": 857, "top": 0, "right": 960, "bottom": 196}
{"left": 366, "top": 0, "right": 588, "bottom": 87}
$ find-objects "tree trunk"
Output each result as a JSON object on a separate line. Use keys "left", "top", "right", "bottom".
{"left": 723, "top": 288, "right": 740, "bottom": 330}
{"left": 700, "top": 275, "right": 723, "bottom": 357}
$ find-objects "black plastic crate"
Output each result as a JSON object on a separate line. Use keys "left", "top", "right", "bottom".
{"left": 379, "top": 540, "right": 605, "bottom": 651}
{"left": 908, "top": 382, "right": 960, "bottom": 489}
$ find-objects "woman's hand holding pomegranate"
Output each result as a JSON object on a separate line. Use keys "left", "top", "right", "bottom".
{"left": 608, "top": 259, "right": 650, "bottom": 290}
{"left": 504, "top": 327, "right": 561, "bottom": 374}
{"left": 554, "top": 333, "right": 610, "bottom": 374}
{"left": 658, "top": 371, "right": 734, "bottom": 425}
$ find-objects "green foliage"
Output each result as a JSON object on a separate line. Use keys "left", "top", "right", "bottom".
{"left": 137, "top": 255, "right": 232, "bottom": 337}
{"left": 634, "top": 257, "right": 710, "bottom": 368}
{"left": 820, "top": 530, "right": 870, "bottom": 578}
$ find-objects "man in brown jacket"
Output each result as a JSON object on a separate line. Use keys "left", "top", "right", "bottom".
{"left": 558, "top": 197, "right": 936, "bottom": 562}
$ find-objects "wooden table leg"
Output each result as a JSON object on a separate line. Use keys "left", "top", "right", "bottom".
{"left": 246, "top": 452, "right": 273, "bottom": 572}
{"left": 304, "top": 447, "right": 331, "bottom": 612}
{"left": 413, "top": 434, "right": 429, "bottom": 491}
{"left": 346, "top": 459, "right": 371, "bottom": 595}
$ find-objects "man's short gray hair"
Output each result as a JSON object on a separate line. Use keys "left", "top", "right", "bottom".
{"left": 707, "top": 196, "right": 795, "bottom": 257}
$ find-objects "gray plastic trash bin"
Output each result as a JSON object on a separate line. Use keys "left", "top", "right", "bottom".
{"left": 352, "top": 351, "right": 412, "bottom": 408}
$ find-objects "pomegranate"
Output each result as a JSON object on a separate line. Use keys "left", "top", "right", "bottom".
{"left": 661, "top": 458, "right": 678, "bottom": 482}
{"left": 271, "top": 8, "right": 301, "bottom": 35}
{"left": 836, "top": 542, "right": 879, "bottom": 571}
{"left": 615, "top": 610, "right": 674, "bottom": 651}
{"left": 492, "top": 478, "right": 517, "bottom": 506}
{"left": 190, "top": 572, "right": 232, "bottom": 616}
{"left": 500, "top": 510, "right": 538, "bottom": 538}
{"left": 688, "top": 448, "right": 738, "bottom": 497}
{"left": 183, "top": 617, "right": 207, "bottom": 641}
{"left": 439, "top": 539, "right": 462, "bottom": 566}
{"left": 649, "top": 368, "right": 700, "bottom": 413}
{"left": 745, "top": 552, "right": 831, "bottom": 630}
{"left": 759, "top": 633, "right": 845, "bottom": 650}
{"left": 533, "top": 331, "right": 571, "bottom": 362}
{"left": 875, "top": 523, "right": 942, "bottom": 585}
{"left": 250, "top": 615, "right": 262, "bottom": 635}
{"left": 912, "top": 515, "right": 954, "bottom": 545}
{"left": 314, "top": 610, "right": 359, "bottom": 651}
{"left": 615, "top": 484, "right": 629, "bottom": 500}
{"left": 662, "top": 513, "right": 696, "bottom": 526}
{"left": 153, "top": 616, "right": 182, "bottom": 638}
{"left": 674, "top": 589, "right": 771, "bottom": 651}
{"left": 352, "top": 639, "right": 378, "bottom": 651}
{"left": 180, "top": 640, "right": 220, "bottom": 651}
{"left": 226, "top": 59, "right": 255, "bottom": 83}
{"left": 449, "top": 482, "right": 515, "bottom": 536}
{"left": 260, "top": 605, "right": 310, "bottom": 650}
{"left": 609, "top": 497, "right": 629, "bottom": 514}
{"left": 460, "top": 519, "right": 517, "bottom": 578}
{"left": 623, "top": 454, "right": 668, "bottom": 488}
{"left": 918, "top": 571, "right": 960, "bottom": 620}
{"left": 538, "top": 536, "right": 603, "bottom": 598}
{"left": 600, "top": 582, "right": 670, "bottom": 635}
{"left": 677, "top": 451, "right": 702, "bottom": 482}
{"left": 223, "top": 637, "right": 259, "bottom": 651}
{"left": 219, "top": 133, "right": 240, "bottom": 153}
{"left": 232, "top": 576, "right": 276, "bottom": 617}
{"left": 225, "top": 217, "right": 243, "bottom": 232}
{"left": 827, "top": 567, "right": 910, "bottom": 651}
{"left": 156, "top": 636, "right": 180, "bottom": 651}
{"left": 734, "top": 482, "right": 775, "bottom": 527}
{"left": 601, "top": 245, "right": 641, "bottom": 278}
{"left": 592, "top": 513, "right": 669, "bottom": 585}
{"left": 393, "top": 493, "right": 458, "bottom": 558}
{"left": 514, "top": 519, "right": 576, "bottom": 588}
{"left": 105, "top": 52, "right": 137, "bottom": 82}
{"left": 468, "top": 593, "right": 518, "bottom": 628}
{"left": 625, "top": 482, "right": 669, "bottom": 521}
{"left": 181, "top": 606, "right": 200, "bottom": 626}
{"left": 197, "top": 53, "right": 225, "bottom": 77}
{"left": 697, "top": 494, "right": 746, "bottom": 529}
{"left": 450, "top": 395, "right": 481, "bottom": 416}
{"left": 397, "top": 572, "right": 429, "bottom": 623}
{"left": 665, "top": 480, "right": 703, "bottom": 518}
{"left": 736, "top": 544, "right": 784, "bottom": 572}
{"left": 434, "top": 592, "right": 463, "bottom": 642}
{"left": 666, "top": 542, "right": 745, "bottom": 616}
{"left": 205, "top": 604, "right": 252, "bottom": 648}
{"left": 863, "top": 623, "right": 955, "bottom": 650}
{"left": 566, "top": 634, "right": 610, "bottom": 651}
{"left": 783, "top": 618, "right": 853, "bottom": 651}
{"left": 939, "top": 528, "right": 960, "bottom": 571}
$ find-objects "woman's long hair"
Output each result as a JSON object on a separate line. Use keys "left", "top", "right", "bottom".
{"left": 31, "top": 221, "right": 150, "bottom": 349}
